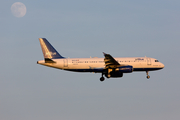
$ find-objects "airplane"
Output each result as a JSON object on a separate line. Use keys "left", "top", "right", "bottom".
{"left": 37, "top": 38, "right": 164, "bottom": 81}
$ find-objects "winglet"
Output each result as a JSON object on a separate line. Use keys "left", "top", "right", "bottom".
{"left": 39, "top": 38, "right": 64, "bottom": 59}
{"left": 103, "top": 52, "right": 110, "bottom": 57}
{"left": 103, "top": 52, "right": 107, "bottom": 56}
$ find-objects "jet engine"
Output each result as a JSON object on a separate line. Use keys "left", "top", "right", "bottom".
{"left": 115, "top": 66, "right": 133, "bottom": 73}
{"left": 105, "top": 66, "right": 133, "bottom": 78}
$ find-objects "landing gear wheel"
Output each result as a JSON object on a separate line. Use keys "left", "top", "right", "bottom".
{"left": 147, "top": 75, "right": 150, "bottom": 79}
{"left": 146, "top": 71, "right": 150, "bottom": 79}
{"left": 100, "top": 77, "right": 105, "bottom": 81}
{"left": 100, "top": 72, "right": 105, "bottom": 82}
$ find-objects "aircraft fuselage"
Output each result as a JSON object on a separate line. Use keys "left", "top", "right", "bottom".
{"left": 37, "top": 57, "right": 164, "bottom": 72}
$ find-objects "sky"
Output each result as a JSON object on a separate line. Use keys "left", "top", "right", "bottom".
{"left": 1, "top": 0, "right": 180, "bottom": 120}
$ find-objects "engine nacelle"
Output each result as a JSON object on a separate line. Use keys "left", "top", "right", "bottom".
{"left": 115, "top": 66, "right": 133, "bottom": 73}
{"left": 110, "top": 71, "right": 123, "bottom": 77}
{"left": 104, "top": 66, "right": 133, "bottom": 78}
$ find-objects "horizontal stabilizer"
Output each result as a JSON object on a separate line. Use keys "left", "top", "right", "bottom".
{"left": 45, "top": 58, "right": 56, "bottom": 63}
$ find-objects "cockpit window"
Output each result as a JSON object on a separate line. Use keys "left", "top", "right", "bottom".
{"left": 155, "top": 60, "right": 159, "bottom": 62}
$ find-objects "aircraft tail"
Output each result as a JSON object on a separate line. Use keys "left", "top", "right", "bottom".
{"left": 39, "top": 38, "right": 64, "bottom": 59}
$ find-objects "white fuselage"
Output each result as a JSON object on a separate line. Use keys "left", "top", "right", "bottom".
{"left": 37, "top": 57, "right": 164, "bottom": 72}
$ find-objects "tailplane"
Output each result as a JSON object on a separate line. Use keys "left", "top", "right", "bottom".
{"left": 39, "top": 38, "right": 64, "bottom": 59}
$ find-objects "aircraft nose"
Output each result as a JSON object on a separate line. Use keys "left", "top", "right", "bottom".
{"left": 161, "top": 63, "right": 165, "bottom": 68}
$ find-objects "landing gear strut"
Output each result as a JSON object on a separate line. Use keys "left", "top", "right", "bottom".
{"left": 100, "top": 73, "right": 105, "bottom": 81}
{"left": 146, "top": 71, "right": 150, "bottom": 79}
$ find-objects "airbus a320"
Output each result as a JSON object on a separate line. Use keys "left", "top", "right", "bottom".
{"left": 37, "top": 38, "right": 164, "bottom": 81}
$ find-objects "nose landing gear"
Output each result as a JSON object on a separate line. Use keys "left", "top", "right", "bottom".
{"left": 146, "top": 71, "right": 150, "bottom": 79}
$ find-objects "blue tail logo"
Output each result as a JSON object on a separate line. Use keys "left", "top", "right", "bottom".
{"left": 39, "top": 38, "right": 64, "bottom": 59}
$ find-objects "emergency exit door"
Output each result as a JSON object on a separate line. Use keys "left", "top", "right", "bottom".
{"left": 147, "top": 58, "right": 151, "bottom": 65}
{"left": 63, "top": 59, "right": 68, "bottom": 67}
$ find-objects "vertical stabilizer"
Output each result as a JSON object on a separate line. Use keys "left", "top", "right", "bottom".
{"left": 39, "top": 38, "right": 64, "bottom": 59}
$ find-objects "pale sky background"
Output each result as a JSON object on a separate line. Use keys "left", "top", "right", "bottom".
{"left": 1, "top": 0, "right": 180, "bottom": 120}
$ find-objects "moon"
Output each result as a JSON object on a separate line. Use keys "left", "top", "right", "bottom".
{"left": 11, "top": 2, "right": 27, "bottom": 18}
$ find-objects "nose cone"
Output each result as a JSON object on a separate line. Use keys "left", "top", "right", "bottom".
{"left": 160, "top": 63, "right": 165, "bottom": 69}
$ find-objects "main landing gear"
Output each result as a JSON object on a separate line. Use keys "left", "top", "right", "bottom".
{"left": 146, "top": 71, "right": 150, "bottom": 79}
{"left": 100, "top": 76, "right": 105, "bottom": 81}
{"left": 100, "top": 73, "right": 105, "bottom": 81}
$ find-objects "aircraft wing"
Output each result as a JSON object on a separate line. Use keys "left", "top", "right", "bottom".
{"left": 103, "top": 52, "right": 121, "bottom": 69}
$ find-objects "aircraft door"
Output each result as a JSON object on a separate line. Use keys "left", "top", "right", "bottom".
{"left": 147, "top": 58, "right": 151, "bottom": 65}
{"left": 63, "top": 59, "right": 68, "bottom": 67}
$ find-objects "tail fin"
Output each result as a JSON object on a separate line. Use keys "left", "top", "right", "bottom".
{"left": 39, "top": 38, "right": 64, "bottom": 59}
